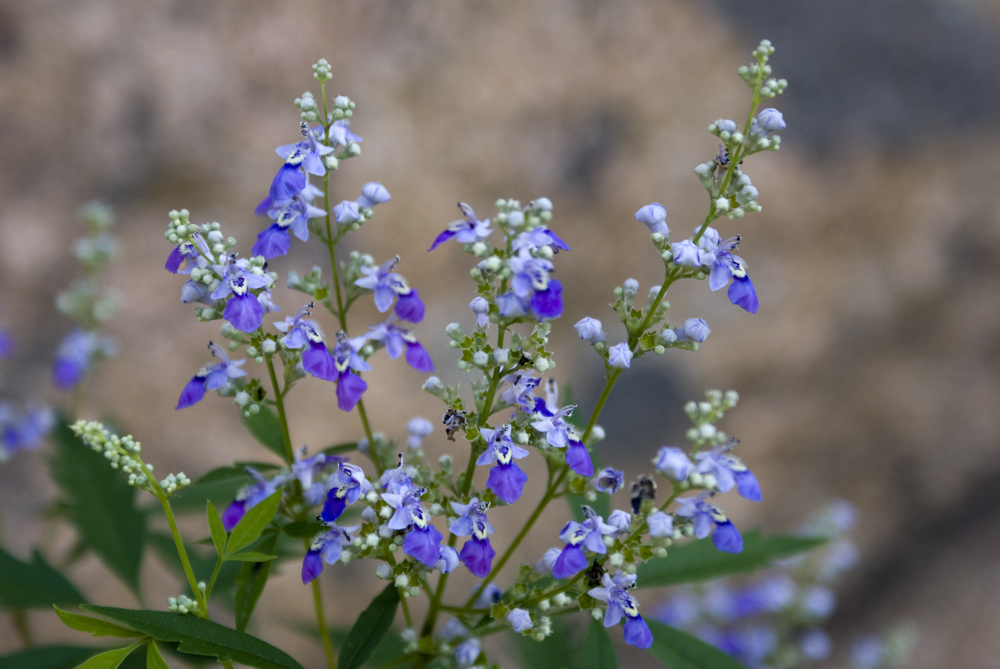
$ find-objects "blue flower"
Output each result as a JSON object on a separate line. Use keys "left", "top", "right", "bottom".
{"left": 381, "top": 484, "right": 443, "bottom": 567}
{"left": 552, "top": 506, "right": 617, "bottom": 579}
{"left": 331, "top": 335, "right": 371, "bottom": 412}
{"left": 499, "top": 247, "right": 563, "bottom": 321}
{"left": 752, "top": 108, "right": 786, "bottom": 135}
{"left": 301, "top": 521, "right": 359, "bottom": 583}
{"left": 269, "top": 125, "right": 334, "bottom": 203}
{"left": 252, "top": 194, "right": 325, "bottom": 260}
{"left": 499, "top": 372, "right": 541, "bottom": 411}
{"left": 362, "top": 320, "right": 434, "bottom": 372}
{"left": 607, "top": 343, "right": 633, "bottom": 369}
{"left": 326, "top": 119, "right": 362, "bottom": 148}
{"left": 449, "top": 498, "right": 496, "bottom": 577}
{"left": 694, "top": 443, "right": 762, "bottom": 502}
{"left": 320, "top": 463, "right": 373, "bottom": 522}
{"left": 274, "top": 305, "right": 342, "bottom": 383}
{"left": 469, "top": 297, "right": 490, "bottom": 328}
{"left": 333, "top": 200, "right": 361, "bottom": 225}
{"left": 222, "top": 466, "right": 290, "bottom": 530}
{"left": 354, "top": 257, "right": 425, "bottom": 323}
{"left": 647, "top": 511, "right": 674, "bottom": 538}
{"left": 634, "top": 203, "right": 669, "bottom": 237}
{"left": 670, "top": 240, "right": 705, "bottom": 267}
{"left": 477, "top": 425, "right": 530, "bottom": 504}
{"left": 428, "top": 202, "right": 493, "bottom": 251}
{"left": 574, "top": 317, "right": 606, "bottom": 343}
{"left": 531, "top": 380, "right": 593, "bottom": 476}
{"left": 356, "top": 182, "right": 391, "bottom": 208}
{"left": 674, "top": 318, "right": 711, "bottom": 343}
{"left": 291, "top": 446, "right": 340, "bottom": 507}
{"left": 653, "top": 446, "right": 694, "bottom": 481}
{"left": 511, "top": 227, "right": 570, "bottom": 253}
{"left": 53, "top": 329, "right": 116, "bottom": 389}
{"left": 165, "top": 235, "right": 207, "bottom": 274}
{"left": 595, "top": 468, "right": 624, "bottom": 494}
{"left": 588, "top": 570, "right": 654, "bottom": 649}
{"left": 434, "top": 545, "right": 461, "bottom": 574}
{"left": 176, "top": 342, "right": 248, "bottom": 410}
{"left": 506, "top": 608, "right": 533, "bottom": 633}
{"left": 0, "top": 403, "right": 53, "bottom": 460}
{"left": 210, "top": 258, "right": 273, "bottom": 333}
{"left": 675, "top": 493, "right": 743, "bottom": 553}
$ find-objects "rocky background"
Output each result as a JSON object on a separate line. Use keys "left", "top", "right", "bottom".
{"left": 1, "top": 0, "right": 999, "bottom": 667}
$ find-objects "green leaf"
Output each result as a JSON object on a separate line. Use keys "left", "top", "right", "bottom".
{"left": 226, "top": 491, "right": 282, "bottom": 557}
{"left": 49, "top": 421, "right": 146, "bottom": 595}
{"left": 0, "top": 645, "right": 106, "bottom": 669}
{"left": 145, "top": 642, "right": 170, "bottom": 669}
{"left": 646, "top": 620, "right": 748, "bottom": 669}
{"left": 511, "top": 617, "right": 577, "bottom": 669}
{"left": 579, "top": 619, "right": 618, "bottom": 669}
{"left": 234, "top": 531, "right": 279, "bottom": 633}
{"left": 635, "top": 531, "right": 826, "bottom": 587}
{"left": 206, "top": 502, "right": 228, "bottom": 558}
{"left": 338, "top": 583, "right": 400, "bottom": 669}
{"left": 320, "top": 442, "right": 359, "bottom": 456}
{"left": 225, "top": 552, "right": 277, "bottom": 562}
{"left": 0, "top": 547, "right": 86, "bottom": 608}
{"left": 73, "top": 641, "right": 145, "bottom": 669}
{"left": 280, "top": 521, "right": 325, "bottom": 538}
{"left": 55, "top": 607, "right": 144, "bottom": 638}
{"left": 193, "top": 463, "right": 281, "bottom": 486}
{"left": 328, "top": 629, "right": 408, "bottom": 668}
{"left": 146, "top": 533, "right": 240, "bottom": 607}
{"left": 241, "top": 406, "right": 288, "bottom": 459}
{"left": 81, "top": 605, "right": 304, "bottom": 669}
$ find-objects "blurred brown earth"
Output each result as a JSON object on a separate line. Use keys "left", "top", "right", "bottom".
{"left": 1, "top": 0, "right": 999, "bottom": 666}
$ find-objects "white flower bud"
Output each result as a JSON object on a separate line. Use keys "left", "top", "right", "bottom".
{"left": 395, "top": 574, "right": 409, "bottom": 588}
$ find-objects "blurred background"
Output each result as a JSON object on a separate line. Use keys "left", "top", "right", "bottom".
{"left": 1, "top": 0, "right": 999, "bottom": 666}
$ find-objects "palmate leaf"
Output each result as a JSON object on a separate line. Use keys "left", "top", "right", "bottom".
{"left": 0, "top": 547, "right": 86, "bottom": 608}
{"left": 579, "top": 619, "right": 618, "bottom": 669}
{"left": 338, "top": 583, "right": 400, "bottom": 669}
{"left": 635, "top": 531, "right": 826, "bottom": 587}
{"left": 0, "top": 645, "right": 105, "bottom": 669}
{"left": 81, "top": 605, "right": 304, "bottom": 669}
{"left": 646, "top": 620, "right": 748, "bottom": 669}
{"left": 49, "top": 421, "right": 145, "bottom": 596}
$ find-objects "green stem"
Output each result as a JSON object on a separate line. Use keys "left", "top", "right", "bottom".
{"left": 356, "top": 399, "right": 383, "bottom": 477}
{"left": 158, "top": 494, "right": 208, "bottom": 617}
{"left": 311, "top": 571, "right": 337, "bottom": 669}
{"left": 265, "top": 356, "right": 296, "bottom": 465}
{"left": 12, "top": 609, "right": 31, "bottom": 648}
{"left": 399, "top": 592, "right": 413, "bottom": 628}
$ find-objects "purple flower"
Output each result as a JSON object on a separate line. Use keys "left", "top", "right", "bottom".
{"left": 588, "top": 570, "right": 653, "bottom": 649}
{"left": 269, "top": 125, "right": 334, "bottom": 202}
{"left": 455, "top": 638, "right": 481, "bottom": 668}
{"left": 506, "top": 609, "right": 533, "bottom": 633}
{"left": 379, "top": 458, "right": 418, "bottom": 494}
{"left": 292, "top": 446, "right": 340, "bottom": 506}
{"left": 333, "top": 200, "right": 361, "bottom": 225}
{"left": 634, "top": 203, "right": 669, "bottom": 237}
{"left": 407, "top": 417, "right": 434, "bottom": 449}
{"left": 608, "top": 343, "right": 633, "bottom": 369}
{"left": 165, "top": 234, "right": 209, "bottom": 274}
{"left": 428, "top": 202, "right": 493, "bottom": 251}
{"left": 653, "top": 446, "right": 694, "bottom": 481}
{"left": 469, "top": 297, "right": 490, "bottom": 328}
{"left": 354, "top": 257, "right": 425, "bottom": 322}
{"left": 674, "top": 318, "right": 711, "bottom": 343}
{"left": 500, "top": 247, "right": 563, "bottom": 321}
{"left": 0, "top": 330, "right": 10, "bottom": 359}
{"left": 222, "top": 466, "right": 290, "bottom": 531}
{"left": 531, "top": 380, "right": 577, "bottom": 449}
{"left": 752, "top": 108, "right": 786, "bottom": 135}
{"left": 574, "top": 317, "right": 606, "bottom": 343}
{"left": 707, "top": 236, "right": 759, "bottom": 313}
{"left": 435, "top": 545, "right": 461, "bottom": 574}
{"left": 477, "top": 425, "right": 530, "bottom": 504}
{"left": 252, "top": 194, "right": 325, "bottom": 260}
{"left": 552, "top": 506, "right": 617, "bottom": 579}
{"left": 450, "top": 498, "right": 496, "bottom": 577}
{"left": 535, "top": 547, "right": 561, "bottom": 575}
{"left": 694, "top": 444, "right": 762, "bottom": 502}
{"left": 210, "top": 259, "right": 272, "bottom": 333}
{"left": 499, "top": 372, "right": 541, "bottom": 411}
{"left": 321, "top": 463, "right": 373, "bottom": 522}
{"left": 647, "top": 511, "right": 674, "bottom": 537}
{"left": 175, "top": 342, "right": 247, "bottom": 410}
{"left": 596, "top": 468, "right": 624, "bottom": 494}
{"left": 362, "top": 320, "right": 434, "bottom": 372}
{"left": 53, "top": 329, "right": 116, "bottom": 389}
{"left": 381, "top": 485, "right": 442, "bottom": 567}
{"left": 331, "top": 335, "right": 371, "bottom": 411}
{"left": 511, "top": 227, "right": 570, "bottom": 253}
{"left": 356, "top": 182, "right": 391, "bottom": 208}
{"left": 670, "top": 240, "right": 704, "bottom": 267}
{"left": 273, "top": 305, "right": 344, "bottom": 383}
{"left": 675, "top": 493, "right": 743, "bottom": 553}
{"left": 326, "top": 119, "right": 363, "bottom": 148}
{"left": 0, "top": 403, "right": 53, "bottom": 459}
{"left": 301, "top": 521, "right": 358, "bottom": 583}
{"left": 607, "top": 510, "right": 632, "bottom": 535}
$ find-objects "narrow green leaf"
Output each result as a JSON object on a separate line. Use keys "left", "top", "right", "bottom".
{"left": 234, "top": 531, "right": 279, "bottom": 633}
{"left": 0, "top": 645, "right": 104, "bottom": 669}
{"left": 226, "top": 491, "right": 282, "bottom": 557}
{"left": 338, "top": 583, "right": 400, "bottom": 669}
{"left": 145, "top": 642, "right": 170, "bottom": 669}
{"left": 49, "top": 421, "right": 146, "bottom": 595}
{"left": 280, "top": 521, "right": 325, "bottom": 538}
{"left": 636, "top": 532, "right": 826, "bottom": 587}
{"left": 146, "top": 533, "right": 240, "bottom": 606}
{"left": 55, "top": 606, "right": 144, "bottom": 638}
{"left": 193, "top": 463, "right": 281, "bottom": 486}
{"left": 579, "top": 619, "right": 618, "bottom": 669}
{"left": 206, "top": 502, "right": 228, "bottom": 558}
{"left": 646, "top": 621, "right": 748, "bottom": 669}
{"left": 241, "top": 406, "right": 288, "bottom": 459}
{"left": 320, "top": 442, "right": 359, "bottom": 456}
{"left": 81, "top": 605, "right": 304, "bottom": 669}
{"left": 0, "top": 547, "right": 86, "bottom": 608}
{"left": 225, "top": 552, "right": 277, "bottom": 563}
{"left": 73, "top": 641, "right": 145, "bottom": 669}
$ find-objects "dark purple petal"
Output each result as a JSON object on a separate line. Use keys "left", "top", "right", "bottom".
{"left": 427, "top": 229, "right": 455, "bottom": 252}
{"left": 395, "top": 290, "right": 425, "bottom": 323}
{"left": 564, "top": 441, "right": 594, "bottom": 477}
{"left": 222, "top": 500, "right": 246, "bottom": 531}
{"left": 223, "top": 294, "right": 264, "bottom": 333}
{"left": 713, "top": 521, "right": 743, "bottom": 553}
{"left": 303, "top": 342, "right": 338, "bottom": 381}
{"left": 530, "top": 279, "right": 564, "bottom": 321}
{"left": 255, "top": 195, "right": 275, "bottom": 216}
{"left": 735, "top": 469, "right": 762, "bottom": 502}
{"left": 728, "top": 276, "right": 758, "bottom": 314}
{"left": 302, "top": 550, "right": 324, "bottom": 584}
{"left": 404, "top": 341, "right": 434, "bottom": 373}
{"left": 623, "top": 615, "right": 654, "bottom": 649}
{"left": 552, "top": 545, "right": 587, "bottom": 579}
{"left": 175, "top": 376, "right": 207, "bottom": 410}
{"left": 270, "top": 163, "right": 306, "bottom": 201}
{"left": 486, "top": 462, "right": 528, "bottom": 504}
{"left": 251, "top": 224, "right": 291, "bottom": 260}
{"left": 165, "top": 246, "right": 186, "bottom": 273}
{"left": 336, "top": 371, "right": 368, "bottom": 411}
{"left": 459, "top": 537, "right": 496, "bottom": 578}
{"left": 320, "top": 492, "right": 346, "bottom": 523}
{"left": 404, "top": 525, "right": 443, "bottom": 567}
{"left": 53, "top": 358, "right": 85, "bottom": 390}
